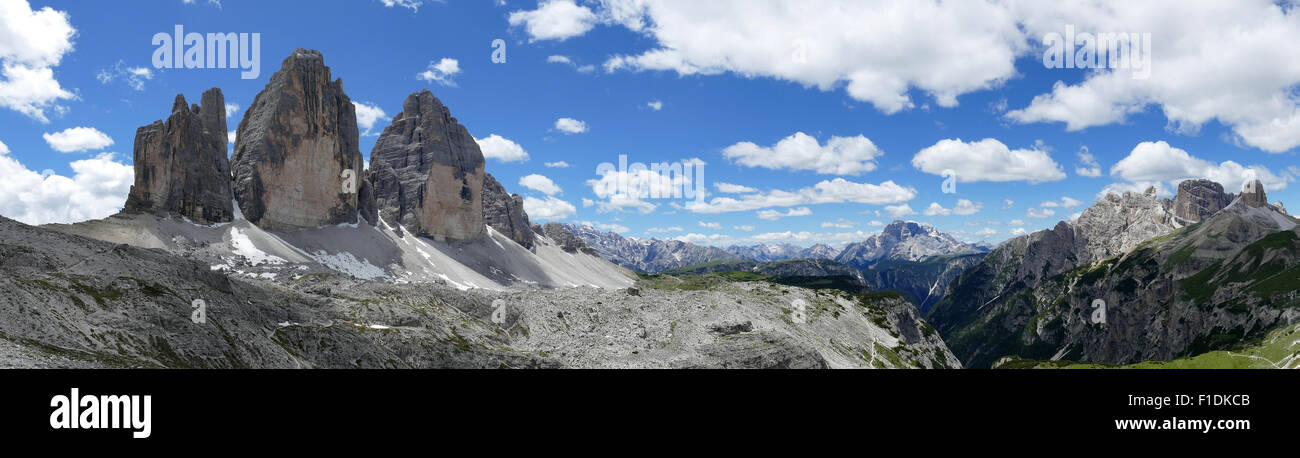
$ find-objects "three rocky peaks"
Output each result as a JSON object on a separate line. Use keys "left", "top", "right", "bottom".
{"left": 124, "top": 49, "right": 532, "bottom": 245}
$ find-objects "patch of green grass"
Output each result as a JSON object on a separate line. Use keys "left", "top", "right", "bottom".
{"left": 857, "top": 291, "right": 904, "bottom": 301}
{"left": 1180, "top": 261, "right": 1222, "bottom": 304}
{"left": 873, "top": 342, "right": 905, "bottom": 368}
{"left": 1249, "top": 266, "right": 1300, "bottom": 299}
{"left": 1166, "top": 243, "right": 1196, "bottom": 268}
{"left": 1005, "top": 322, "right": 1300, "bottom": 369}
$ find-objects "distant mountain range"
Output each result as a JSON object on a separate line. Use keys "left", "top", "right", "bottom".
{"left": 561, "top": 220, "right": 989, "bottom": 274}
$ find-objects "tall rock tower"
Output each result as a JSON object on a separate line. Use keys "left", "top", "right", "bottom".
{"left": 123, "top": 88, "right": 233, "bottom": 224}
{"left": 230, "top": 49, "right": 366, "bottom": 230}
{"left": 368, "top": 90, "right": 485, "bottom": 242}
{"left": 1241, "top": 179, "right": 1268, "bottom": 207}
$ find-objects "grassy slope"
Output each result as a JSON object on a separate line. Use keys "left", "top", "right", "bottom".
{"left": 998, "top": 322, "right": 1300, "bottom": 369}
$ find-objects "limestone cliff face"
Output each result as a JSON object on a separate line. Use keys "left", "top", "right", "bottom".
{"left": 123, "top": 88, "right": 233, "bottom": 224}
{"left": 482, "top": 173, "right": 533, "bottom": 248}
{"left": 1172, "top": 179, "right": 1231, "bottom": 223}
{"left": 1241, "top": 179, "right": 1268, "bottom": 207}
{"left": 368, "top": 90, "right": 485, "bottom": 241}
{"left": 1073, "top": 187, "right": 1177, "bottom": 263}
{"left": 230, "top": 49, "right": 364, "bottom": 230}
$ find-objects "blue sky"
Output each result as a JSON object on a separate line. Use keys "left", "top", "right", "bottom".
{"left": 1, "top": 0, "right": 1298, "bottom": 247}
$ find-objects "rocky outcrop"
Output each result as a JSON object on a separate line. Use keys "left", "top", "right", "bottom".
{"left": 230, "top": 49, "right": 364, "bottom": 230}
{"left": 123, "top": 89, "right": 233, "bottom": 224}
{"left": 482, "top": 173, "right": 533, "bottom": 248}
{"left": 1171, "top": 179, "right": 1230, "bottom": 223}
{"left": 539, "top": 223, "right": 596, "bottom": 255}
{"left": 357, "top": 178, "right": 378, "bottom": 225}
{"left": 368, "top": 90, "right": 485, "bottom": 241}
{"left": 1241, "top": 179, "right": 1268, "bottom": 207}
{"left": 1072, "top": 186, "right": 1177, "bottom": 262}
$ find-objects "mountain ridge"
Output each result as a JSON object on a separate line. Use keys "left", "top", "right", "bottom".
{"left": 929, "top": 179, "right": 1298, "bottom": 367}
{"left": 562, "top": 220, "right": 987, "bottom": 274}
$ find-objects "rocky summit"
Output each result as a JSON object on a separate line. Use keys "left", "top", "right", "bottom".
{"left": 1072, "top": 186, "right": 1178, "bottom": 262}
{"left": 368, "top": 90, "right": 485, "bottom": 242}
{"left": 230, "top": 49, "right": 365, "bottom": 230}
{"left": 1241, "top": 179, "right": 1269, "bottom": 207}
{"left": 123, "top": 88, "right": 233, "bottom": 224}
{"left": 835, "top": 220, "right": 986, "bottom": 269}
{"left": 482, "top": 173, "right": 533, "bottom": 248}
{"left": 1171, "top": 179, "right": 1231, "bottom": 223}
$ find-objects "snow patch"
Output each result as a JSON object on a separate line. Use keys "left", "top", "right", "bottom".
{"left": 229, "top": 228, "right": 286, "bottom": 266}
{"left": 309, "top": 250, "right": 387, "bottom": 280}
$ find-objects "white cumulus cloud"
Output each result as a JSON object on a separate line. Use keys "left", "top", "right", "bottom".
{"left": 1109, "top": 140, "right": 1292, "bottom": 193}
{"left": 714, "top": 182, "right": 758, "bottom": 194}
{"left": 1027, "top": 207, "right": 1056, "bottom": 219}
{"left": 475, "top": 134, "right": 530, "bottom": 163}
{"left": 508, "top": 0, "right": 598, "bottom": 42}
{"left": 417, "top": 58, "right": 460, "bottom": 86}
{"left": 523, "top": 195, "right": 576, "bottom": 220}
{"left": 599, "top": 0, "right": 1027, "bottom": 114}
{"left": 912, "top": 138, "right": 1066, "bottom": 183}
{"left": 756, "top": 207, "right": 812, "bottom": 221}
{"left": 924, "top": 199, "right": 983, "bottom": 216}
{"left": 519, "top": 173, "right": 562, "bottom": 195}
{"left": 379, "top": 0, "right": 423, "bottom": 11}
{"left": 554, "top": 117, "right": 587, "bottom": 134}
{"left": 1005, "top": 0, "right": 1300, "bottom": 153}
{"left": 684, "top": 178, "right": 915, "bottom": 214}
{"left": 0, "top": 0, "right": 77, "bottom": 122}
{"left": 43, "top": 127, "right": 114, "bottom": 153}
{"left": 884, "top": 204, "right": 916, "bottom": 218}
{"left": 352, "top": 101, "right": 388, "bottom": 136}
{"left": 1075, "top": 147, "right": 1102, "bottom": 177}
{"left": 0, "top": 149, "right": 133, "bottom": 225}
{"left": 723, "top": 132, "right": 883, "bottom": 175}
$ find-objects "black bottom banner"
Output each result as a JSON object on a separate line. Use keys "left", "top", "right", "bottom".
{"left": 1, "top": 369, "right": 1291, "bottom": 448}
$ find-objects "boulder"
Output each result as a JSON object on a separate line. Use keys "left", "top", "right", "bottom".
{"left": 123, "top": 88, "right": 233, "bottom": 224}
{"left": 368, "top": 90, "right": 485, "bottom": 241}
{"left": 230, "top": 49, "right": 364, "bottom": 230}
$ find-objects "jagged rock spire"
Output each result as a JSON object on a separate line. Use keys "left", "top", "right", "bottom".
{"left": 367, "top": 89, "right": 485, "bottom": 242}
{"left": 123, "top": 88, "right": 233, "bottom": 224}
{"left": 230, "top": 49, "right": 366, "bottom": 230}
